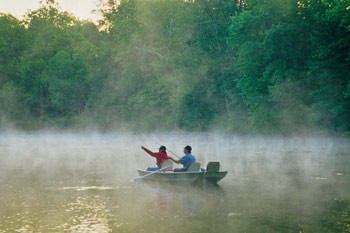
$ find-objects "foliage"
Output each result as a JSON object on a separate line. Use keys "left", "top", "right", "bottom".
{"left": 0, "top": 0, "right": 349, "bottom": 134}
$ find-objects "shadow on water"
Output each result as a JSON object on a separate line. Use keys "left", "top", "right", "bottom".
{"left": 120, "top": 182, "right": 229, "bottom": 233}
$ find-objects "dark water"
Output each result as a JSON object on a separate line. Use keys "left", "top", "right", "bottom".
{"left": 0, "top": 132, "right": 349, "bottom": 232}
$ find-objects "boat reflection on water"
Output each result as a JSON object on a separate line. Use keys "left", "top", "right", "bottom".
{"left": 141, "top": 182, "right": 226, "bottom": 215}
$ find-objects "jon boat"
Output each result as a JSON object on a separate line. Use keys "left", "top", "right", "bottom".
{"left": 137, "top": 161, "right": 228, "bottom": 184}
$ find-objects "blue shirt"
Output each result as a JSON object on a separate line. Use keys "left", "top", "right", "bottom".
{"left": 179, "top": 153, "right": 196, "bottom": 170}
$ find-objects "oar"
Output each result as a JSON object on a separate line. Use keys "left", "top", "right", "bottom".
{"left": 131, "top": 166, "right": 171, "bottom": 182}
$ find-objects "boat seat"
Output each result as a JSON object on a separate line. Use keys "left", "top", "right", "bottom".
{"left": 187, "top": 162, "right": 201, "bottom": 172}
{"left": 160, "top": 159, "right": 173, "bottom": 169}
{"left": 206, "top": 162, "right": 220, "bottom": 172}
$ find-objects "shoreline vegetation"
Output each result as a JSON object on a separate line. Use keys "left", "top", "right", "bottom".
{"left": 0, "top": 0, "right": 349, "bottom": 135}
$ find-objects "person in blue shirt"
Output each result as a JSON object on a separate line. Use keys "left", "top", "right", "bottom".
{"left": 168, "top": 145, "right": 196, "bottom": 172}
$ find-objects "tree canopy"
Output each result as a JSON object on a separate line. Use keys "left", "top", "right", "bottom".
{"left": 0, "top": 0, "right": 349, "bottom": 134}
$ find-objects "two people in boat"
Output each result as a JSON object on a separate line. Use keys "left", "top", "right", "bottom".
{"left": 141, "top": 145, "right": 196, "bottom": 172}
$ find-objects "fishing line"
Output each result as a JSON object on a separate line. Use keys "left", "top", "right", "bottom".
{"left": 148, "top": 137, "right": 181, "bottom": 159}
{"left": 134, "top": 132, "right": 152, "bottom": 149}
{"left": 136, "top": 132, "right": 181, "bottom": 159}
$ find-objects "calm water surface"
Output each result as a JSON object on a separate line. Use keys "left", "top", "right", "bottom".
{"left": 0, "top": 132, "right": 349, "bottom": 232}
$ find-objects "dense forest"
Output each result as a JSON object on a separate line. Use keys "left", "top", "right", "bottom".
{"left": 0, "top": 0, "right": 349, "bottom": 134}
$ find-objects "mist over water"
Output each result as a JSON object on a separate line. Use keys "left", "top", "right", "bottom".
{"left": 0, "top": 132, "right": 349, "bottom": 232}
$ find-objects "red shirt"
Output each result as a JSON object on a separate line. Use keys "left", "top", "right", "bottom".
{"left": 142, "top": 147, "right": 169, "bottom": 167}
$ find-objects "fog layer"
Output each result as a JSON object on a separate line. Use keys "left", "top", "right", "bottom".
{"left": 0, "top": 132, "right": 349, "bottom": 232}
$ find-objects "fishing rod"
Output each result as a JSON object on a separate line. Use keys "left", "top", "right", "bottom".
{"left": 149, "top": 138, "right": 181, "bottom": 159}
{"left": 137, "top": 132, "right": 181, "bottom": 159}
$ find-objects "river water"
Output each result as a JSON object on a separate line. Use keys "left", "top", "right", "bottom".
{"left": 0, "top": 132, "right": 349, "bottom": 232}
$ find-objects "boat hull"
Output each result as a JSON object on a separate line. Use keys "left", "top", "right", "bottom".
{"left": 136, "top": 170, "right": 227, "bottom": 184}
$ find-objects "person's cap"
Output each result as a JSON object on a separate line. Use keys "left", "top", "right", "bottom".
{"left": 184, "top": 145, "right": 192, "bottom": 151}
{"left": 159, "top": 145, "right": 166, "bottom": 151}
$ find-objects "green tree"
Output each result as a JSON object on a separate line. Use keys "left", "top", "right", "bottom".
{"left": 299, "top": 0, "right": 350, "bottom": 132}
{"left": 0, "top": 14, "right": 27, "bottom": 127}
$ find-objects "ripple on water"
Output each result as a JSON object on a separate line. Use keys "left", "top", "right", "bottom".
{"left": 62, "top": 186, "right": 119, "bottom": 191}
{"left": 59, "top": 196, "right": 113, "bottom": 232}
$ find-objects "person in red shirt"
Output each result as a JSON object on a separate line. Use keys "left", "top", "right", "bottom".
{"left": 141, "top": 145, "right": 169, "bottom": 171}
